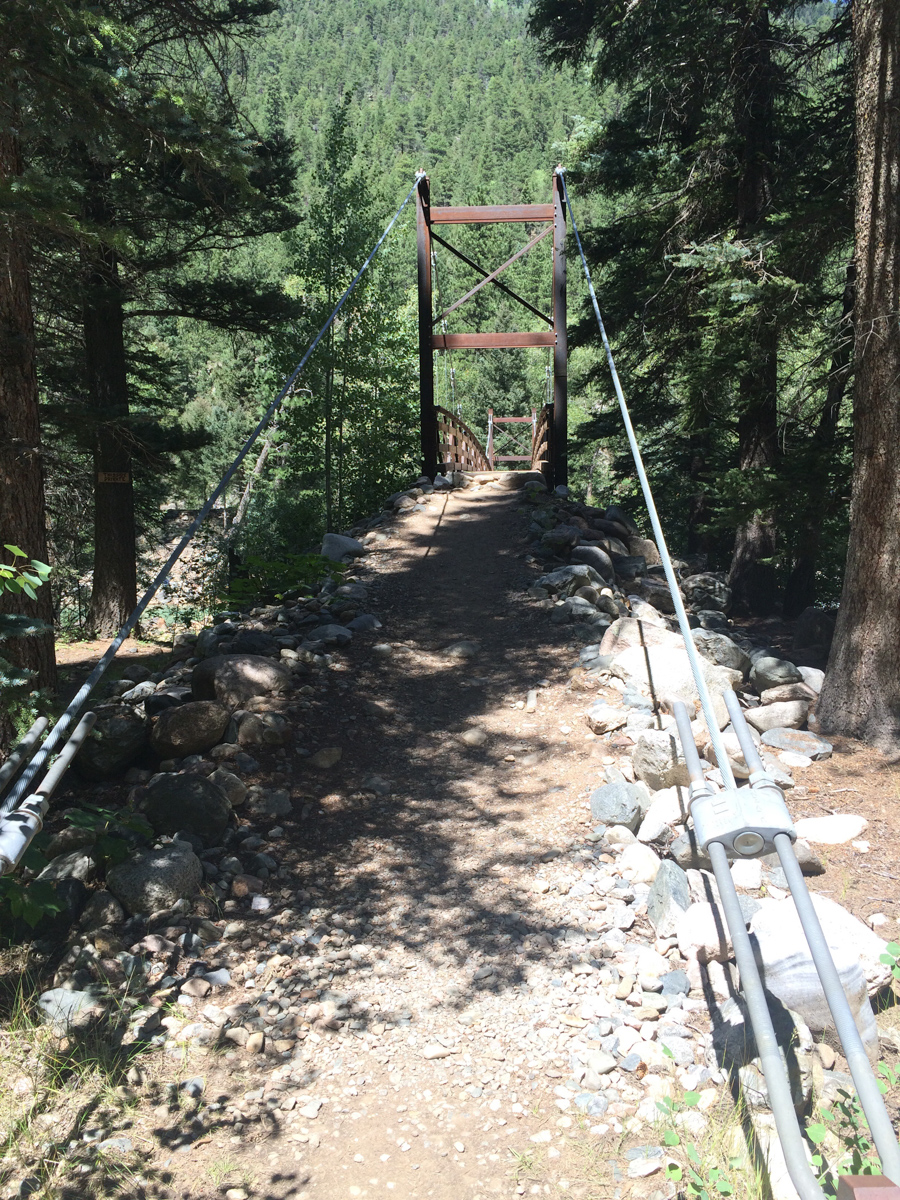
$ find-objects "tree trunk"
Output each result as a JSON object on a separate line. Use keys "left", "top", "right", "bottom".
{"left": 782, "top": 261, "right": 855, "bottom": 618}
{"left": 728, "top": 325, "right": 779, "bottom": 614}
{"left": 84, "top": 240, "right": 137, "bottom": 636}
{"left": 817, "top": 0, "right": 900, "bottom": 751}
{"left": 727, "top": 3, "right": 780, "bottom": 615}
{"left": 0, "top": 123, "right": 57, "bottom": 752}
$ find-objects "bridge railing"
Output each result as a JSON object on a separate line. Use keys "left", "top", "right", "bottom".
{"left": 532, "top": 402, "right": 553, "bottom": 483}
{"left": 436, "top": 406, "right": 491, "bottom": 473}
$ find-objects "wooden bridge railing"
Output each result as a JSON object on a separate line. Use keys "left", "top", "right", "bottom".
{"left": 436, "top": 406, "right": 491, "bottom": 473}
{"left": 434, "top": 402, "right": 554, "bottom": 482}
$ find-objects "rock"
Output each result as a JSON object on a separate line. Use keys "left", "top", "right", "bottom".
{"left": 541, "top": 523, "right": 581, "bottom": 551}
{"left": 759, "top": 728, "right": 832, "bottom": 760}
{"left": 347, "top": 614, "right": 382, "bottom": 632}
{"left": 146, "top": 688, "right": 191, "bottom": 717}
{"left": 246, "top": 789, "right": 292, "bottom": 818}
{"left": 681, "top": 573, "right": 732, "bottom": 613}
{"left": 534, "top": 564, "right": 608, "bottom": 596}
{"left": 585, "top": 702, "right": 628, "bottom": 735}
{"left": 628, "top": 536, "right": 661, "bottom": 566}
{"left": 208, "top": 767, "right": 247, "bottom": 808}
{"left": 690, "top": 630, "right": 751, "bottom": 677}
{"left": 628, "top": 576, "right": 679, "bottom": 614}
{"left": 758, "top": 682, "right": 817, "bottom": 705}
{"left": 589, "top": 782, "right": 644, "bottom": 831}
{"left": 647, "top": 861, "right": 691, "bottom": 937}
{"left": 458, "top": 727, "right": 488, "bottom": 747}
{"left": 744, "top": 700, "right": 810, "bottom": 733}
{"left": 792, "top": 814, "right": 867, "bottom": 844}
{"left": 231, "top": 631, "right": 279, "bottom": 657}
{"left": 676, "top": 902, "right": 733, "bottom": 963}
{"left": 570, "top": 545, "right": 615, "bottom": 581}
{"left": 730, "top": 858, "right": 762, "bottom": 890}
{"left": 749, "top": 656, "right": 803, "bottom": 692}
{"left": 234, "top": 710, "right": 290, "bottom": 747}
{"left": 75, "top": 706, "right": 149, "bottom": 780}
{"left": 611, "top": 644, "right": 741, "bottom": 720}
{"left": 309, "top": 746, "right": 342, "bottom": 769}
{"left": 317, "top": 623, "right": 353, "bottom": 646}
{"left": 637, "top": 785, "right": 688, "bottom": 842}
{"left": 37, "top": 987, "right": 106, "bottom": 1033}
{"left": 150, "top": 700, "right": 229, "bottom": 758}
{"left": 447, "top": 640, "right": 480, "bottom": 661}
{"left": 107, "top": 845, "right": 203, "bottom": 915}
{"left": 137, "top": 773, "right": 231, "bottom": 841}
{"left": 79, "top": 890, "right": 125, "bottom": 932}
{"left": 670, "top": 830, "right": 712, "bottom": 872}
{"left": 191, "top": 655, "right": 291, "bottom": 710}
{"left": 321, "top": 533, "right": 366, "bottom": 561}
{"left": 792, "top": 607, "right": 837, "bottom": 652}
{"left": 632, "top": 728, "right": 690, "bottom": 791}
{"left": 749, "top": 896, "right": 881, "bottom": 1063}
{"left": 797, "top": 666, "right": 825, "bottom": 695}
{"left": 37, "top": 850, "right": 96, "bottom": 884}
{"left": 245, "top": 1031, "right": 266, "bottom": 1054}
{"left": 708, "top": 996, "right": 814, "bottom": 1114}
{"left": 696, "top": 609, "right": 730, "bottom": 631}
{"left": 618, "top": 842, "right": 661, "bottom": 883}
{"left": 600, "top": 617, "right": 681, "bottom": 656}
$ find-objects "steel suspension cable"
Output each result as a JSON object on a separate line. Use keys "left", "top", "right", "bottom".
{"left": 556, "top": 168, "right": 738, "bottom": 790}
{"left": 1, "top": 173, "right": 423, "bottom": 820}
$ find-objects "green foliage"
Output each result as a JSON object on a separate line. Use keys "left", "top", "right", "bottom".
{"left": 226, "top": 553, "right": 345, "bottom": 607}
{"left": 63, "top": 803, "right": 153, "bottom": 869}
{"left": 879, "top": 942, "right": 900, "bottom": 984}
{"left": 657, "top": 1090, "right": 735, "bottom": 1196}
{"left": 0, "top": 879, "right": 64, "bottom": 930}
{"left": 806, "top": 1066, "right": 900, "bottom": 1197}
{"left": 0, "top": 545, "right": 53, "bottom": 736}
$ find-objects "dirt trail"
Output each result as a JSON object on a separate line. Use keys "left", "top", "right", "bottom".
{"left": 73, "top": 485, "right": 625, "bottom": 1200}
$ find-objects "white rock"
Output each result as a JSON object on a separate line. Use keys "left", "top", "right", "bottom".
{"left": 793, "top": 814, "right": 867, "bottom": 845}
{"left": 779, "top": 751, "right": 813, "bottom": 769}
{"left": 618, "top": 842, "right": 661, "bottom": 884}
{"left": 632, "top": 728, "right": 690, "bottom": 791}
{"left": 744, "top": 700, "right": 810, "bottom": 733}
{"left": 730, "top": 858, "right": 762, "bottom": 890}
{"left": 797, "top": 666, "right": 825, "bottom": 694}
{"left": 637, "top": 786, "right": 688, "bottom": 842}
{"left": 749, "top": 895, "right": 884, "bottom": 1063}
{"left": 676, "top": 901, "right": 732, "bottom": 963}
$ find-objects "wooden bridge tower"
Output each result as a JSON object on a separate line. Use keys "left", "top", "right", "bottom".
{"left": 416, "top": 170, "right": 567, "bottom": 486}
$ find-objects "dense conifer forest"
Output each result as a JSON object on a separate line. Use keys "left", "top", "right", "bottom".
{"left": 2, "top": 0, "right": 900, "bottom": 750}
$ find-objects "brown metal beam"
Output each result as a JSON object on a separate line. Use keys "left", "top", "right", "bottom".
{"left": 552, "top": 168, "right": 568, "bottom": 488}
{"left": 416, "top": 175, "right": 438, "bottom": 479}
{"left": 836, "top": 1178, "right": 900, "bottom": 1199}
{"left": 492, "top": 416, "right": 534, "bottom": 423}
{"left": 433, "top": 226, "right": 553, "bottom": 326}
{"left": 433, "top": 331, "right": 557, "bottom": 350}
{"left": 430, "top": 231, "right": 552, "bottom": 326}
{"left": 431, "top": 204, "right": 554, "bottom": 224}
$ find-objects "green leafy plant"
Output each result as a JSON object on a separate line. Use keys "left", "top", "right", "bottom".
{"left": 63, "top": 804, "right": 153, "bottom": 869}
{"left": 657, "top": 1090, "right": 735, "bottom": 1196}
{"left": 0, "top": 545, "right": 54, "bottom": 741}
{"left": 226, "top": 552, "right": 344, "bottom": 607}
{"left": 879, "top": 942, "right": 900, "bottom": 984}
{"left": 0, "top": 844, "right": 63, "bottom": 930}
{"left": 807, "top": 1066, "right": 900, "bottom": 1197}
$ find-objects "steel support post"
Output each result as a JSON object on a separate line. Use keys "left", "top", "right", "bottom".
{"left": 416, "top": 175, "right": 438, "bottom": 479}
{"left": 552, "top": 168, "right": 568, "bottom": 489}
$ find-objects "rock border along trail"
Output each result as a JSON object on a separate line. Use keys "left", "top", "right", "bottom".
{"left": 20, "top": 474, "right": 896, "bottom": 1200}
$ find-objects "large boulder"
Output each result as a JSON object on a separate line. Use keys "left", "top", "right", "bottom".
{"left": 107, "top": 844, "right": 203, "bottom": 915}
{"left": 792, "top": 607, "right": 837, "bottom": 652}
{"left": 749, "top": 896, "right": 883, "bottom": 1064}
{"left": 749, "top": 656, "right": 803, "bottom": 692}
{"left": 681, "top": 573, "right": 732, "bottom": 613}
{"left": 744, "top": 700, "right": 810, "bottom": 734}
{"left": 628, "top": 535, "right": 661, "bottom": 566}
{"left": 75, "top": 706, "right": 149, "bottom": 780}
{"left": 611, "top": 643, "right": 741, "bottom": 716}
{"left": 191, "top": 654, "right": 291, "bottom": 710}
{"left": 321, "top": 533, "right": 366, "bottom": 561}
{"left": 534, "top": 563, "right": 607, "bottom": 596}
{"left": 150, "top": 701, "right": 229, "bottom": 758}
{"left": 136, "top": 773, "right": 232, "bottom": 842}
{"left": 760, "top": 727, "right": 832, "bottom": 760}
{"left": 690, "top": 629, "right": 751, "bottom": 678}
{"left": 599, "top": 617, "right": 682, "bottom": 657}
{"left": 570, "top": 544, "right": 615, "bottom": 582}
